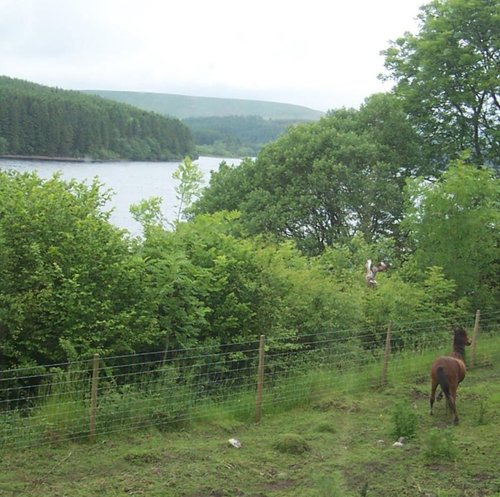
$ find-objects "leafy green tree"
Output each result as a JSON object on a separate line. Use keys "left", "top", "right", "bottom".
{"left": 402, "top": 161, "right": 499, "bottom": 311}
{"left": 194, "top": 94, "right": 423, "bottom": 255}
{"left": 382, "top": 0, "right": 500, "bottom": 170}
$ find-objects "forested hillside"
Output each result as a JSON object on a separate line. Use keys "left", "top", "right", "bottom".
{"left": 0, "top": 77, "right": 196, "bottom": 161}
{"left": 183, "top": 115, "right": 301, "bottom": 157}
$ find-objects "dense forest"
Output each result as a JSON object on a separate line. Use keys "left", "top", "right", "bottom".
{"left": 183, "top": 115, "right": 302, "bottom": 157}
{"left": 0, "top": 0, "right": 498, "bottom": 371}
{"left": 0, "top": 76, "right": 196, "bottom": 160}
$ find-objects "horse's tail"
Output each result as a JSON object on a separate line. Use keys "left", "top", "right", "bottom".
{"left": 437, "top": 366, "right": 453, "bottom": 409}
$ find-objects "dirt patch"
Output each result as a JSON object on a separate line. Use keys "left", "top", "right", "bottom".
{"left": 262, "top": 479, "right": 296, "bottom": 491}
{"left": 472, "top": 473, "right": 493, "bottom": 482}
{"left": 312, "top": 399, "right": 360, "bottom": 412}
{"left": 410, "top": 387, "right": 429, "bottom": 400}
{"left": 189, "top": 488, "right": 244, "bottom": 497}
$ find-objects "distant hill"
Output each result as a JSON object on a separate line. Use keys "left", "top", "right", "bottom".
{"left": 82, "top": 90, "right": 324, "bottom": 120}
{"left": 0, "top": 77, "right": 196, "bottom": 161}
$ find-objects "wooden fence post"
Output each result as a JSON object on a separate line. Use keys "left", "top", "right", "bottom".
{"left": 89, "top": 353, "right": 100, "bottom": 443}
{"left": 381, "top": 321, "right": 392, "bottom": 387}
{"left": 470, "top": 310, "right": 480, "bottom": 368}
{"left": 256, "top": 335, "right": 266, "bottom": 423}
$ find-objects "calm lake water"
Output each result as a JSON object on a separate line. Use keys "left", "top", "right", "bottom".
{"left": 0, "top": 156, "right": 242, "bottom": 235}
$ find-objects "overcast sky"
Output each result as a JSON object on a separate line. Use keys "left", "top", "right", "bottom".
{"left": 0, "top": 0, "right": 425, "bottom": 112}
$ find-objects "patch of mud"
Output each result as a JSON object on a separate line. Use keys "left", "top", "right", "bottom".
{"left": 312, "top": 399, "right": 361, "bottom": 412}
{"left": 410, "top": 387, "right": 429, "bottom": 400}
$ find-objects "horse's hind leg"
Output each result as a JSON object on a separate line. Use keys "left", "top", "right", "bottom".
{"left": 430, "top": 379, "right": 438, "bottom": 415}
{"left": 449, "top": 387, "right": 459, "bottom": 425}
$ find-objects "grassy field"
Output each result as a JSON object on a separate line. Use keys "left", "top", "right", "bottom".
{"left": 1, "top": 337, "right": 499, "bottom": 497}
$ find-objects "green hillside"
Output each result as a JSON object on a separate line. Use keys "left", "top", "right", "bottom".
{"left": 82, "top": 89, "right": 324, "bottom": 120}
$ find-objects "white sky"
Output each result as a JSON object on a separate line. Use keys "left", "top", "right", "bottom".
{"left": 0, "top": 0, "right": 425, "bottom": 112}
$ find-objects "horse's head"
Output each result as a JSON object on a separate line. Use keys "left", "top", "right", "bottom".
{"left": 453, "top": 326, "right": 471, "bottom": 346}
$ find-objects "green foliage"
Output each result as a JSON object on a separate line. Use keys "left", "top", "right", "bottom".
{"left": 382, "top": 0, "right": 499, "bottom": 169}
{"left": 403, "top": 161, "right": 499, "bottom": 312}
{"left": 172, "top": 156, "right": 204, "bottom": 221}
{"left": 35, "top": 367, "right": 89, "bottom": 443}
{"left": 423, "top": 428, "right": 458, "bottom": 462}
{"left": 130, "top": 196, "right": 166, "bottom": 231}
{"left": 184, "top": 115, "right": 302, "bottom": 156}
{"left": 475, "top": 400, "right": 487, "bottom": 426}
{"left": 364, "top": 266, "right": 468, "bottom": 348}
{"left": 0, "top": 170, "right": 159, "bottom": 366}
{"left": 0, "top": 76, "right": 196, "bottom": 160}
{"left": 193, "top": 93, "right": 423, "bottom": 254}
{"left": 97, "top": 366, "right": 194, "bottom": 433}
{"left": 391, "top": 400, "right": 418, "bottom": 439}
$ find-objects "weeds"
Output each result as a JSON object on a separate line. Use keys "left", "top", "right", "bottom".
{"left": 391, "top": 400, "right": 418, "bottom": 439}
{"left": 423, "top": 427, "right": 458, "bottom": 462}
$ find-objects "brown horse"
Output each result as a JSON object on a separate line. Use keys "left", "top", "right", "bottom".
{"left": 430, "top": 326, "right": 471, "bottom": 424}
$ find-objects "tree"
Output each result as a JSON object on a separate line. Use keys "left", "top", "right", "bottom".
{"left": 172, "top": 156, "right": 204, "bottom": 222}
{"left": 382, "top": 0, "right": 500, "bottom": 170}
{"left": 402, "top": 161, "right": 499, "bottom": 312}
{"left": 194, "top": 94, "right": 423, "bottom": 255}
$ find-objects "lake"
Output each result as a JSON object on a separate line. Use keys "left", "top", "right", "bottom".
{"left": 0, "top": 156, "right": 242, "bottom": 235}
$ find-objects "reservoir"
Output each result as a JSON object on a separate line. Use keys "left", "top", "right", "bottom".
{"left": 0, "top": 156, "right": 242, "bottom": 236}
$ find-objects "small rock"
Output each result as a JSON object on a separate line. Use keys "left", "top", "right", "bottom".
{"left": 392, "top": 441, "right": 404, "bottom": 448}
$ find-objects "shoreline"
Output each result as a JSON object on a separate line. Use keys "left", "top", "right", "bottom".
{"left": 0, "top": 154, "right": 201, "bottom": 164}
{"left": 0, "top": 154, "right": 103, "bottom": 163}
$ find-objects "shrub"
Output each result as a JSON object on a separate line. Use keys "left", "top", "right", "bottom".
{"left": 273, "top": 433, "right": 311, "bottom": 454}
{"left": 423, "top": 428, "right": 458, "bottom": 462}
{"left": 391, "top": 400, "right": 417, "bottom": 439}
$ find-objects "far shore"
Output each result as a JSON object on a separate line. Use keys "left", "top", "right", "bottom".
{"left": 0, "top": 154, "right": 104, "bottom": 163}
{"left": 0, "top": 155, "right": 196, "bottom": 163}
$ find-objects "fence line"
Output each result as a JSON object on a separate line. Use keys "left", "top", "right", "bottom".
{"left": 0, "top": 311, "right": 498, "bottom": 449}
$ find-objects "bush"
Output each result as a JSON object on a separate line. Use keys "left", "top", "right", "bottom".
{"left": 391, "top": 400, "right": 418, "bottom": 439}
{"left": 423, "top": 428, "right": 458, "bottom": 462}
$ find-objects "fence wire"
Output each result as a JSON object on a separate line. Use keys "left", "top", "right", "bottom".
{"left": 0, "top": 311, "right": 498, "bottom": 449}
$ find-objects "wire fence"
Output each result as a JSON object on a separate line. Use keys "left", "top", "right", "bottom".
{"left": 1, "top": 310, "right": 498, "bottom": 449}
